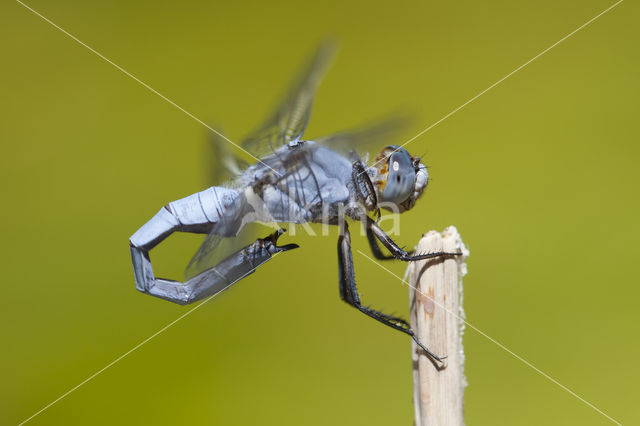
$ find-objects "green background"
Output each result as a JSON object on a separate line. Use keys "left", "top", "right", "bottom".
{"left": 2, "top": 0, "right": 638, "bottom": 424}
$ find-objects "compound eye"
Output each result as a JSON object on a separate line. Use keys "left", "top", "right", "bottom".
{"left": 382, "top": 150, "right": 415, "bottom": 204}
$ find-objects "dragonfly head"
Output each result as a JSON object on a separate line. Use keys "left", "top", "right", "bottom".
{"left": 373, "top": 145, "right": 428, "bottom": 213}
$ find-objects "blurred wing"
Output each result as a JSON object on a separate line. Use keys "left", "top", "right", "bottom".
{"left": 185, "top": 221, "right": 276, "bottom": 281}
{"left": 186, "top": 191, "right": 257, "bottom": 279}
{"left": 185, "top": 230, "right": 225, "bottom": 280}
{"left": 314, "top": 114, "right": 411, "bottom": 158}
{"left": 188, "top": 142, "right": 321, "bottom": 279}
{"left": 208, "top": 128, "right": 249, "bottom": 186}
{"left": 242, "top": 42, "right": 337, "bottom": 158}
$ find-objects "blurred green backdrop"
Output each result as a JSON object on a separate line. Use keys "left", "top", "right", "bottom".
{"left": 2, "top": 0, "right": 638, "bottom": 425}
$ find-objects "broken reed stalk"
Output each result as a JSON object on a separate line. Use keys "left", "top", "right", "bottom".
{"left": 408, "top": 226, "right": 469, "bottom": 426}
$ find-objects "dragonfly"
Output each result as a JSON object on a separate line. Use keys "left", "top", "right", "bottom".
{"left": 129, "top": 43, "right": 460, "bottom": 363}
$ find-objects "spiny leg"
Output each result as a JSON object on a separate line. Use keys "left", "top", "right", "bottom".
{"left": 367, "top": 217, "right": 461, "bottom": 262}
{"left": 337, "top": 223, "right": 445, "bottom": 364}
{"left": 366, "top": 224, "right": 394, "bottom": 260}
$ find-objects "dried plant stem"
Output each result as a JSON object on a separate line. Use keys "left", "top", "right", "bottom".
{"left": 408, "top": 226, "right": 468, "bottom": 426}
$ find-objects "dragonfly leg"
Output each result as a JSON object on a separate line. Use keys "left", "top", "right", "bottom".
{"left": 365, "top": 224, "right": 394, "bottom": 260}
{"left": 366, "top": 217, "right": 461, "bottom": 262}
{"left": 337, "top": 223, "right": 445, "bottom": 364}
{"left": 351, "top": 160, "right": 379, "bottom": 213}
{"left": 131, "top": 229, "right": 298, "bottom": 305}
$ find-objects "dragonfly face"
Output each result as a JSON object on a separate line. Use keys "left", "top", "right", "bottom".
{"left": 373, "top": 145, "right": 428, "bottom": 213}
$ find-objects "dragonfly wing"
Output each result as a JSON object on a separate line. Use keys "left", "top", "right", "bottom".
{"left": 187, "top": 143, "right": 325, "bottom": 280}
{"left": 314, "top": 114, "right": 410, "bottom": 159}
{"left": 185, "top": 189, "right": 279, "bottom": 279}
{"left": 207, "top": 127, "right": 249, "bottom": 186}
{"left": 242, "top": 42, "right": 337, "bottom": 158}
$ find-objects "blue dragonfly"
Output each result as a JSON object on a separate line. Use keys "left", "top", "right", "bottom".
{"left": 129, "top": 44, "right": 459, "bottom": 363}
